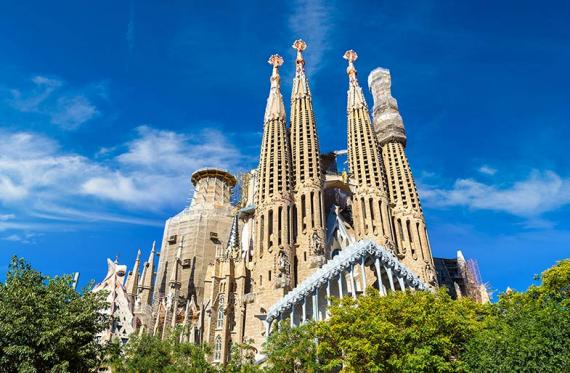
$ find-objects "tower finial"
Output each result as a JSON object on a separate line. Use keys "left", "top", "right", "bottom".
{"left": 343, "top": 49, "right": 358, "bottom": 79}
{"left": 268, "top": 54, "right": 284, "bottom": 89}
{"left": 292, "top": 39, "right": 307, "bottom": 69}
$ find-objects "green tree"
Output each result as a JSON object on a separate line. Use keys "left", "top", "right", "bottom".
{"left": 113, "top": 329, "right": 217, "bottom": 373}
{"left": 313, "top": 289, "right": 487, "bottom": 373}
{"left": 224, "top": 339, "right": 260, "bottom": 373}
{"left": 464, "top": 259, "right": 570, "bottom": 373}
{"left": 263, "top": 320, "right": 319, "bottom": 373}
{"left": 0, "top": 256, "right": 108, "bottom": 373}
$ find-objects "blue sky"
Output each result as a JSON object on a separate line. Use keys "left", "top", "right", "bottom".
{"left": 0, "top": 0, "right": 568, "bottom": 295}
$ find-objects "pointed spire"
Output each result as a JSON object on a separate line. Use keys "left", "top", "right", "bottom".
{"left": 140, "top": 241, "right": 156, "bottom": 291}
{"left": 343, "top": 49, "right": 368, "bottom": 110}
{"left": 291, "top": 39, "right": 311, "bottom": 98}
{"left": 264, "top": 54, "right": 286, "bottom": 122}
{"left": 224, "top": 215, "right": 240, "bottom": 259}
{"left": 125, "top": 248, "right": 142, "bottom": 298}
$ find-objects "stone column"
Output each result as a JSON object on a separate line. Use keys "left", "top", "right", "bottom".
{"left": 385, "top": 266, "right": 395, "bottom": 292}
{"left": 350, "top": 264, "right": 357, "bottom": 299}
{"left": 360, "top": 257, "right": 367, "bottom": 295}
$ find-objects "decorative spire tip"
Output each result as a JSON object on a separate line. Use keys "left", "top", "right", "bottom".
{"left": 292, "top": 39, "right": 307, "bottom": 66}
{"left": 343, "top": 49, "right": 358, "bottom": 78}
{"left": 268, "top": 54, "right": 284, "bottom": 68}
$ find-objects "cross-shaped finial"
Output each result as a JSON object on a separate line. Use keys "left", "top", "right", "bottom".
{"left": 343, "top": 49, "right": 358, "bottom": 63}
{"left": 292, "top": 39, "right": 307, "bottom": 52}
{"left": 268, "top": 54, "right": 284, "bottom": 68}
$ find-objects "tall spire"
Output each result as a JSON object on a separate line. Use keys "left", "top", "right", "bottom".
{"left": 344, "top": 49, "right": 394, "bottom": 246}
{"left": 247, "top": 53, "right": 295, "bottom": 348}
{"left": 256, "top": 53, "right": 293, "bottom": 204}
{"left": 125, "top": 248, "right": 141, "bottom": 299}
{"left": 289, "top": 39, "right": 326, "bottom": 282}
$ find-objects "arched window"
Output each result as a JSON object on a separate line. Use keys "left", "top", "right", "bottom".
{"left": 214, "top": 335, "right": 222, "bottom": 361}
{"left": 217, "top": 296, "right": 225, "bottom": 329}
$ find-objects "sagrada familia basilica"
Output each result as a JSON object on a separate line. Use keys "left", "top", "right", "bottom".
{"left": 93, "top": 40, "right": 489, "bottom": 362}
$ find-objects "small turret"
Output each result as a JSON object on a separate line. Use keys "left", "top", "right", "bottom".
{"left": 138, "top": 241, "right": 156, "bottom": 307}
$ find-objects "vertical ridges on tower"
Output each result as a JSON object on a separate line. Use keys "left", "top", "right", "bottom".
{"left": 289, "top": 39, "right": 326, "bottom": 282}
{"left": 247, "top": 53, "right": 295, "bottom": 348}
{"left": 368, "top": 67, "right": 436, "bottom": 286}
{"left": 344, "top": 50, "right": 394, "bottom": 247}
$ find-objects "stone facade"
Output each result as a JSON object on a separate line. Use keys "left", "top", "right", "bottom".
{"left": 119, "top": 41, "right": 486, "bottom": 363}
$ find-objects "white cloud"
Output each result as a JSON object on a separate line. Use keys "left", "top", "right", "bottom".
{"left": 478, "top": 165, "right": 497, "bottom": 175}
{"left": 0, "top": 177, "right": 28, "bottom": 201}
{"left": 9, "top": 76, "right": 62, "bottom": 112}
{"left": 8, "top": 75, "right": 99, "bottom": 130}
{"left": 50, "top": 95, "right": 98, "bottom": 129}
{"left": 421, "top": 170, "right": 570, "bottom": 217}
{"left": 2, "top": 232, "right": 40, "bottom": 245}
{"left": 0, "top": 125, "right": 247, "bottom": 233}
{"left": 288, "top": 0, "right": 334, "bottom": 74}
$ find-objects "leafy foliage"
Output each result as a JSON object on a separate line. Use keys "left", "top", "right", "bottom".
{"left": 263, "top": 321, "right": 319, "bottom": 373}
{"left": 0, "top": 256, "right": 108, "bottom": 373}
{"left": 112, "top": 329, "right": 216, "bottom": 373}
{"left": 311, "top": 289, "right": 487, "bottom": 372}
{"left": 225, "top": 339, "right": 261, "bottom": 373}
{"left": 2, "top": 256, "right": 568, "bottom": 373}
{"left": 464, "top": 259, "right": 570, "bottom": 373}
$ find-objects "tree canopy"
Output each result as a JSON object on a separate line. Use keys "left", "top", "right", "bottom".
{"left": 261, "top": 259, "right": 570, "bottom": 373}
{"left": 0, "top": 257, "right": 108, "bottom": 373}
{"left": 2, "top": 256, "right": 568, "bottom": 373}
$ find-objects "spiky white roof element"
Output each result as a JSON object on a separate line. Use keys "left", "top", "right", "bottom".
{"left": 265, "top": 239, "right": 428, "bottom": 323}
{"left": 220, "top": 214, "right": 240, "bottom": 261}
{"left": 92, "top": 258, "right": 135, "bottom": 344}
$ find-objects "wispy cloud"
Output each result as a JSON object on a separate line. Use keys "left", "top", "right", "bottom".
{"left": 421, "top": 170, "right": 570, "bottom": 218}
{"left": 2, "top": 232, "right": 41, "bottom": 245}
{"left": 8, "top": 76, "right": 100, "bottom": 130}
{"left": 0, "top": 125, "right": 248, "bottom": 235}
{"left": 478, "top": 165, "right": 497, "bottom": 175}
{"left": 288, "top": 0, "right": 334, "bottom": 74}
{"left": 50, "top": 95, "right": 98, "bottom": 129}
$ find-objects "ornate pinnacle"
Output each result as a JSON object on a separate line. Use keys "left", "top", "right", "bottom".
{"left": 268, "top": 54, "right": 284, "bottom": 88}
{"left": 292, "top": 39, "right": 307, "bottom": 67}
{"left": 343, "top": 49, "right": 358, "bottom": 79}
{"left": 268, "top": 54, "right": 284, "bottom": 68}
